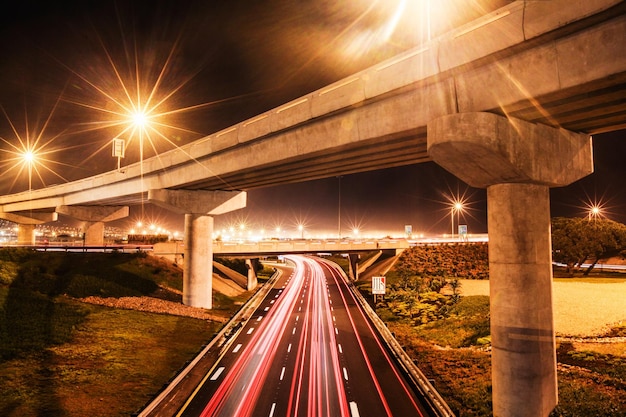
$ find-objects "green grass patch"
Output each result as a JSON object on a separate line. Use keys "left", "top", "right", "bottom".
{"left": 0, "top": 249, "right": 247, "bottom": 416}
{"left": 0, "top": 302, "right": 220, "bottom": 417}
{"left": 385, "top": 296, "right": 626, "bottom": 416}
{"left": 2, "top": 249, "right": 181, "bottom": 298}
{"left": 411, "top": 295, "right": 491, "bottom": 347}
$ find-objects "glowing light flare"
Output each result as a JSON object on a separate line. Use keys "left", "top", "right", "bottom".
{"left": 60, "top": 34, "right": 233, "bottom": 188}
{"left": 22, "top": 150, "right": 36, "bottom": 164}
{"left": 580, "top": 193, "right": 613, "bottom": 221}
{"left": 0, "top": 104, "right": 71, "bottom": 192}
{"left": 131, "top": 110, "right": 149, "bottom": 128}
{"left": 0, "top": 137, "right": 69, "bottom": 192}
{"left": 439, "top": 188, "right": 479, "bottom": 238}
{"left": 585, "top": 202, "right": 606, "bottom": 221}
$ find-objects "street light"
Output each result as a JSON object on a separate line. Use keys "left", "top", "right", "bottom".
{"left": 298, "top": 224, "right": 304, "bottom": 239}
{"left": 588, "top": 204, "right": 603, "bottom": 221}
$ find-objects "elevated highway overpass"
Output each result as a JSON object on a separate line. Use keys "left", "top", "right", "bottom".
{"left": 0, "top": 0, "right": 623, "bottom": 213}
{"left": 1, "top": 2, "right": 625, "bottom": 415}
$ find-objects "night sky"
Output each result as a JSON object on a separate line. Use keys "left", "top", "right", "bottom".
{"left": 0, "top": 1, "right": 624, "bottom": 237}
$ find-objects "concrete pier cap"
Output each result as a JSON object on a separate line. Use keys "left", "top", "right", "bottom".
{"left": 427, "top": 112, "right": 593, "bottom": 417}
{"left": 56, "top": 205, "right": 129, "bottom": 245}
{"left": 427, "top": 112, "right": 593, "bottom": 188}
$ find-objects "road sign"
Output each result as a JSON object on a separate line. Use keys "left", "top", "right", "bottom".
{"left": 112, "top": 138, "right": 125, "bottom": 158}
{"left": 372, "top": 276, "right": 386, "bottom": 295}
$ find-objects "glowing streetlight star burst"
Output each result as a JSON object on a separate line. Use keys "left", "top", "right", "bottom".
{"left": 0, "top": 105, "right": 70, "bottom": 192}
{"left": 61, "top": 32, "right": 213, "bottom": 172}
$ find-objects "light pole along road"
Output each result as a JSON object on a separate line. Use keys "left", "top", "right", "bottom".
{"left": 176, "top": 255, "right": 436, "bottom": 417}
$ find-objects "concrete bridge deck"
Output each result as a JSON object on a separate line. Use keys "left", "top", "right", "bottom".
{"left": 0, "top": 0, "right": 623, "bottom": 212}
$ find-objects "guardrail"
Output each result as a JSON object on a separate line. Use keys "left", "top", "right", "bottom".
{"left": 320, "top": 258, "right": 456, "bottom": 417}
{"left": 135, "top": 267, "right": 283, "bottom": 416}
{"left": 0, "top": 244, "right": 153, "bottom": 253}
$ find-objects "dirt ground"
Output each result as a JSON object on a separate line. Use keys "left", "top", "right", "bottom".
{"left": 458, "top": 279, "right": 626, "bottom": 336}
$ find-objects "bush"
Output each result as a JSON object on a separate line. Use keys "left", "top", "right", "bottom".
{"left": 395, "top": 243, "right": 489, "bottom": 280}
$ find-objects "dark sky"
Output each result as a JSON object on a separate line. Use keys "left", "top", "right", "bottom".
{"left": 0, "top": 1, "right": 624, "bottom": 238}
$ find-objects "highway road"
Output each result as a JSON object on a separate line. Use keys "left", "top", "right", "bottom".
{"left": 176, "top": 255, "right": 436, "bottom": 417}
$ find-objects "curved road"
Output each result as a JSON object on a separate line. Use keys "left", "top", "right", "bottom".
{"left": 177, "top": 255, "right": 435, "bottom": 417}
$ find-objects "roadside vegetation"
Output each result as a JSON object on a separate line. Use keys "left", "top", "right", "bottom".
{"left": 356, "top": 239, "right": 626, "bottom": 416}
{"left": 0, "top": 248, "right": 248, "bottom": 417}
{"left": 552, "top": 216, "right": 626, "bottom": 275}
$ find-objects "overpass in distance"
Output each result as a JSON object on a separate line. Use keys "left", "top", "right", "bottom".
{"left": 1, "top": 2, "right": 625, "bottom": 416}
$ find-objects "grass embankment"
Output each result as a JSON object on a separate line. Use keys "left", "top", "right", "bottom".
{"left": 356, "top": 270, "right": 626, "bottom": 417}
{"left": 0, "top": 248, "right": 248, "bottom": 417}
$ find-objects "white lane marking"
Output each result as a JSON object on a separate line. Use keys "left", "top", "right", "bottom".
{"left": 292, "top": 327, "right": 297, "bottom": 334}
{"left": 270, "top": 299, "right": 275, "bottom": 304}
{"left": 338, "top": 344, "right": 343, "bottom": 354}
{"left": 298, "top": 307, "right": 302, "bottom": 312}
{"left": 210, "top": 367, "right": 225, "bottom": 381}
{"left": 275, "top": 294, "right": 280, "bottom": 298}
{"left": 333, "top": 316, "right": 336, "bottom": 322}
{"left": 295, "top": 316, "right": 299, "bottom": 321}
{"left": 343, "top": 367, "right": 349, "bottom": 380}
{"left": 280, "top": 367, "right": 286, "bottom": 380}
{"left": 335, "top": 327, "right": 339, "bottom": 335}
{"left": 269, "top": 402, "right": 277, "bottom": 417}
{"left": 247, "top": 327, "right": 254, "bottom": 335}
{"left": 264, "top": 306, "right": 270, "bottom": 312}
{"left": 257, "top": 316, "right": 262, "bottom": 322}
{"left": 232, "top": 344, "right": 242, "bottom": 353}
{"left": 287, "top": 343, "right": 292, "bottom": 353}
{"left": 349, "top": 402, "right": 360, "bottom": 417}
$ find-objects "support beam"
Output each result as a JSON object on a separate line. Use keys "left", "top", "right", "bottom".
{"left": 0, "top": 210, "right": 58, "bottom": 245}
{"left": 428, "top": 112, "right": 593, "bottom": 417}
{"left": 148, "top": 189, "right": 247, "bottom": 309}
{"left": 56, "top": 205, "right": 129, "bottom": 245}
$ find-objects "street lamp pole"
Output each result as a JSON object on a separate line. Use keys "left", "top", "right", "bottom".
{"left": 337, "top": 176, "right": 342, "bottom": 239}
{"left": 451, "top": 207, "right": 455, "bottom": 237}
{"left": 451, "top": 201, "right": 464, "bottom": 239}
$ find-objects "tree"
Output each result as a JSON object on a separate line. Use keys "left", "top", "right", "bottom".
{"left": 551, "top": 217, "right": 626, "bottom": 275}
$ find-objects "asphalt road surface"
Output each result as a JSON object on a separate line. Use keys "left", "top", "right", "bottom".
{"left": 177, "top": 255, "right": 435, "bottom": 417}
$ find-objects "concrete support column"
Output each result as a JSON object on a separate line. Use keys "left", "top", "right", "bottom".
{"left": 428, "top": 112, "right": 593, "bottom": 417}
{"left": 245, "top": 258, "right": 258, "bottom": 291}
{"left": 488, "top": 183, "right": 556, "bottom": 416}
{"left": 348, "top": 253, "right": 360, "bottom": 280}
{"left": 83, "top": 222, "right": 106, "bottom": 246}
{"left": 148, "top": 189, "right": 247, "bottom": 309}
{"left": 184, "top": 214, "right": 214, "bottom": 308}
{"left": 17, "top": 224, "right": 36, "bottom": 245}
{"left": 56, "top": 205, "right": 129, "bottom": 245}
